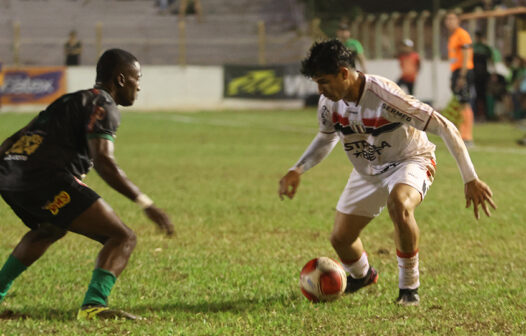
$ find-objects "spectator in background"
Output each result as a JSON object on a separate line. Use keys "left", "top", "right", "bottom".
{"left": 508, "top": 55, "right": 526, "bottom": 120}
{"left": 445, "top": 11, "right": 475, "bottom": 148}
{"left": 309, "top": 18, "right": 327, "bottom": 41}
{"left": 336, "top": 23, "right": 367, "bottom": 73}
{"left": 0, "top": 61, "right": 3, "bottom": 110}
{"left": 512, "top": 55, "right": 526, "bottom": 145}
{"left": 396, "top": 39, "right": 420, "bottom": 96}
{"left": 472, "top": 31, "right": 494, "bottom": 121}
{"left": 157, "top": 0, "right": 171, "bottom": 15}
{"left": 178, "top": 0, "right": 202, "bottom": 22}
{"left": 64, "top": 30, "right": 82, "bottom": 66}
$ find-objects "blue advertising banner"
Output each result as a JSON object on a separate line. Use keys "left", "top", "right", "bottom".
{"left": 0, "top": 67, "right": 67, "bottom": 105}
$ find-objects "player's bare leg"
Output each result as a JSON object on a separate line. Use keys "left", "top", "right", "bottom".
{"left": 387, "top": 183, "right": 423, "bottom": 306}
{"left": 0, "top": 224, "right": 66, "bottom": 308}
{"left": 68, "top": 199, "right": 138, "bottom": 320}
{"left": 12, "top": 224, "right": 67, "bottom": 266}
{"left": 330, "top": 212, "right": 371, "bottom": 261}
{"left": 330, "top": 212, "right": 378, "bottom": 293}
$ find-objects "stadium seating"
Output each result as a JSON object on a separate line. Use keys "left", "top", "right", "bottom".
{"left": 0, "top": 0, "right": 312, "bottom": 66}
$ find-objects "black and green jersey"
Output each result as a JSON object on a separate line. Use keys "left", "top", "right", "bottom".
{"left": 0, "top": 87, "right": 120, "bottom": 191}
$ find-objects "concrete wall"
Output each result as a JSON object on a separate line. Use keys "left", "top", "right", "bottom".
{"left": 6, "top": 60, "right": 465, "bottom": 112}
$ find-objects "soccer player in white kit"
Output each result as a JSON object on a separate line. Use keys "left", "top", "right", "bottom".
{"left": 278, "top": 40, "right": 496, "bottom": 306}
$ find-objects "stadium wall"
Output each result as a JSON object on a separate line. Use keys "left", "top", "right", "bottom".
{"left": 3, "top": 61, "right": 462, "bottom": 112}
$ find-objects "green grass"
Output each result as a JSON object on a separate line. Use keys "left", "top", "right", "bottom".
{"left": 0, "top": 110, "right": 525, "bottom": 335}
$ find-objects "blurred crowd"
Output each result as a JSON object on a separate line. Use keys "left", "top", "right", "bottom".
{"left": 332, "top": 15, "right": 526, "bottom": 145}
{"left": 156, "top": 0, "right": 202, "bottom": 21}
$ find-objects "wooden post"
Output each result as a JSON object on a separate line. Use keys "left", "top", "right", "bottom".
{"left": 432, "top": 9, "right": 446, "bottom": 106}
{"left": 95, "top": 22, "right": 103, "bottom": 59}
{"left": 387, "top": 12, "right": 400, "bottom": 57}
{"left": 178, "top": 20, "right": 187, "bottom": 66}
{"left": 403, "top": 11, "right": 418, "bottom": 40}
{"left": 374, "top": 13, "right": 388, "bottom": 59}
{"left": 469, "top": 7, "right": 483, "bottom": 37}
{"left": 417, "top": 11, "right": 430, "bottom": 59}
{"left": 363, "top": 14, "right": 376, "bottom": 59}
{"left": 258, "top": 20, "right": 266, "bottom": 65}
{"left": 13, "top": 21, "right": 20, "bottom": 66}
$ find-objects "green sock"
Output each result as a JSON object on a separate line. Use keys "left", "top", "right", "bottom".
{"left": 0, "top": 254, "right": 28, "bottom": 303}
{"left": 81, "top": 268, "right": 117, "bottom": 307}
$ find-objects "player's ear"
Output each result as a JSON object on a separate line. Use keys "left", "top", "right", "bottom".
{"left": 340, "top": 67, "right": 350, "bottom": 80}
{"left": 117, "top": 73, "right": 126, "bottom": 87}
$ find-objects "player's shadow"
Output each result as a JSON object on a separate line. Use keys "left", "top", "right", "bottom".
{"left": 132, "top": 291, "right": 298, "bottom": 315}
{"left": 0, "top": 308, "right": 77, "bottom": 321}
{"left": 0, "top": 292, "right": 299, "bottom": 321}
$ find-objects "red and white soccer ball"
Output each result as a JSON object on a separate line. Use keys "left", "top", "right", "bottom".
{"left": 299, "top": 257, "right": 347, "bottom": 302}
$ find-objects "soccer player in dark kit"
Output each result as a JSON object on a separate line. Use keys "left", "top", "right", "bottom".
{"left": 0, "top": 48, "right": 174, "bottom": 320}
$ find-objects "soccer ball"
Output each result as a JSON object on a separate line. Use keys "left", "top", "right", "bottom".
{"left": 299, "top": 257, "right": 347, "bottom": 302}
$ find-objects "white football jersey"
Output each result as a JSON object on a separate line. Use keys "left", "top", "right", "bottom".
{"left": 318, "top": 74, "right": 436, "bottom": 176}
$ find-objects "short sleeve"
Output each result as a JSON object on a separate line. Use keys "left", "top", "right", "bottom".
{"left": 86, "top": 91, "right": 121, "bottom": 142}
{"left": 459, "top": 30, "right": 472, "bottom": 48}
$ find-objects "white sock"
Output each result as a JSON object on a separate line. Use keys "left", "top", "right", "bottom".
{"left": 397, "top": 250, "right": 420, "bottom": 289}
{"left": 342, "top": 252, "right": 369, "bottom": 279}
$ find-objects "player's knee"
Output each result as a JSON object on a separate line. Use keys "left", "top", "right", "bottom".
{"left": 109, "top": 224, "right": 137, "bottom": 251}
{"left": 122, "top": 227, "right": 137, "bottom": 250}
{"left": 387, "top": 196, "right": 412, "bottom": 222}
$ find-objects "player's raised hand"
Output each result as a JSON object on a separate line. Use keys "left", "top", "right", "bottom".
{"left": 144, "top": 205, "right": 175, "bottom": 236}
{"left": 279, "top": 169, "right": 301, "bottom": 200}
{"left": 464, "top": 179, "right": 496, "bottom": 220}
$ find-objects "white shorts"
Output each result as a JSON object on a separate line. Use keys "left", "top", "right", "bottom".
{"left": 336, "top": 158, "right": 435, "bottom": 218}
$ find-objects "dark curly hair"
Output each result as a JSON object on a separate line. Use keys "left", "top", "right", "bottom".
{"left": 301, "top": 39, "right": 356, "bottom": 78}
{"left": 96, "top": 48, "right": 138, "bottom": 83}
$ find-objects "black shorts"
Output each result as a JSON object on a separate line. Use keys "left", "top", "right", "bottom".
{"left": 0, "top": 174, "right": 100, "bottom": 230}
{"left": 451, "top": 69, "right": 474, "bottom": 103}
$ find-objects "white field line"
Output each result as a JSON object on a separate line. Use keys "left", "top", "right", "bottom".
{"left": 149, "top": 114, "right": 317, "bottom": 135}
{"left": 145, "top": 114, "right": 526, "bottom": 155}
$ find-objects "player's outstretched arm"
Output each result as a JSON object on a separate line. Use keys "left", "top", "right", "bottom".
{"left": 425, "top": 112, "right": 496, "bottom": 219}
{"left": 278, "top": 131, "right": 338, "bottom": 201}
{"left": 464, "top": 179, "right": 496, "bottom": 220}
{"left": 88, "top": 137, "right": 175, "bottom": 236}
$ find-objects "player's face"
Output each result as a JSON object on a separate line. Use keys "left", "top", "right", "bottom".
{"left": 118, "top": 61, "right": 142, "bottom": 106}
{"left": 444, "top": 14, "right": 459, "bottom": 31}
{"left": 313, "top": 70, "right": 348, "bottom": 102}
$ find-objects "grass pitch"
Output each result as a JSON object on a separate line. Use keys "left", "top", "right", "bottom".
{"left": 0, "top": 109, "right": 525, "bottom": 335}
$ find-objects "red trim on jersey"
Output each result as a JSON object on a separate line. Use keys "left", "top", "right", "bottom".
{"left": 362, "top": 117, "right": 391, "bottom": 128}
{"left": 333, "top": 113, "right": 393, "bottom": 130}
{"left": 396, "top": 249, "right": 419, "bottom": 258}
{"left": 332, "top": 112, "right": 349, "bottom": 126}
